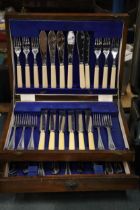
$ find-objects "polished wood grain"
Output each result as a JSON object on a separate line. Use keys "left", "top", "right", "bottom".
{"left": 0, "top": 150, "right": 135, "bottom": 162}
{"left": 0, "top": 174, "right": 139, "bottom": 193}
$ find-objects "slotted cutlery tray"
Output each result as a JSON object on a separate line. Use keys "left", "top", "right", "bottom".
{"left": 0, "top": 13, "right": 139, "bottom": 192}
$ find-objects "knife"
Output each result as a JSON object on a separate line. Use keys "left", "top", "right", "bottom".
{"left": 84, "top": 32, "right": 90, "bottom": 89}
{"left": 58, "top": 111, "right": 66, "bottom": 150}
{"left": 48, "top": 111, "right": 56, "bottom": 150}
{"left": 48, "top": 31, "right": 57, "bottom": 88}
{"left": 38, "top": 112, "right": 48, "bottom": 150}
{"left": 56, "top": 31, "right": 65, "bottom": 88}
{"left": 68, "top": 111, "right": 75, "bottom": 150}
{"left": 85, "top": 111, "right": 95, "bottom": 150}
{"left": 76, "top": 111, "right": 85, "bottom": 150}
{"left": 67, "top": 31, "right": 75, "bottom": 89}
{"left": 39, "top": 31, "right": 48, "bottom": 88}
{"left": 76, "top": 31, "right": 86, "bottom": 89}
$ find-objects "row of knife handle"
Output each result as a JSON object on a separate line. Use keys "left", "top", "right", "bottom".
{"left": 38, "top": 129, "right": 94, "bottom": 151}
{"left": 16, "top": 63, "right": 116, "bottom": 89}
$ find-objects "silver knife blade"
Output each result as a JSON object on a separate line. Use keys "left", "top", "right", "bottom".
{"left": 49, "top": 112, "right": 56, "bottom": 131}
{"left": 85, "top": 111, "right": 93, "bottom": 132}
{"left": 76, "top": 31, "right": 85, "bottom": 63}
{"left": 67, "top": 31, "right": 75, "bottom": 64}
{"left": 84, "top": 32, "right": 90, "bottom": 64}
{"left": 48, "top": 31, "right": 56, "bottom": 64}
{"left": 76, "top": 112, "right": 84, "bottom": 132}
{"left": 59, "top": 111, "right": 66, "bottom": 131}
{"left": 40, "top": 112, "right": 48, "bottom": 131}
{"left": 39, "top": 31, "right": 47, "bottom": 64}
{"left": 68, "top": 111, "right": 75, "bottom": 132}
{"left": 56, "top": 31, "right": 65, "bottom": 64}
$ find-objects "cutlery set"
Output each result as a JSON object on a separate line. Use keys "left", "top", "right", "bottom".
{"left": 6, "top": 111, "right": 116, "bottom": 151}
{"left": 8, "top": 161, "right": 124, "bottom": 177}
{"left": 13, "top": 32, "right": 120, "bottom": 89}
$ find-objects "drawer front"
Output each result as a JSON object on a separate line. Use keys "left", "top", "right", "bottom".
{"left": 0, "top": 175, "right": 139, "bottom": 193}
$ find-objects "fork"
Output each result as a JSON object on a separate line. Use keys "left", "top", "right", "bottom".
{"left": 22, "top": 37, "right": 31, "bottom": 88}
{"left": 93, "top": 38, "right": 102, "bottom": 88}
{"left": 93, "top": 113, "right": 105, "bottom": 150}
{"left": 7, "top": 114, "right": 19, "bottom": 150}
{"left": 102, "top": 38, "right": 111, "bottom": 88}
{"left": 27, "top": 115, "right": 38, "bottom": 150}
{"left": 110, "top": 38, "right": 120, "bottom": 89}
{"left": 17, "top": 114, "right": 31, "bottom": 150}
{"left": 102, "top": 114, "right": 116, "bottom": 150}
{"left": 31, "top": 37, "right": 39, "bottom": 88}
{"left": 13, "top": 37, "right": 23, "bottom": 88}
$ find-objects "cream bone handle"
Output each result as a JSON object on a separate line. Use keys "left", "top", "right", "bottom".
{"left": 25, "top": 64, "right": 31, "bottom": 88}
{"left": 69, "top": 131, "right": 75, "bottom": 150}
{"left": 42, "top": 64, "right": 48, "bottom": 88}
{"left": 51, "top": 64, "right": 57, "bottom": 88}
{"left": 110, "top": 64, "right": 116, "bottom": 89}
{"left": 78, "top": 132, "right": 85, "bottom": 150}
{"left": 67, "top": 64, "right": 73, "bottom": 89}
{"left": 93, "top": 65, "right": 99, "bottom": 88}
{"left": 48, "top": 131, "right": 55, "bottom": 150}
{"left": 88, "top": 132, "right": 95, "bottom": 150}
{"left": 79, "top": 63, "right": 86, "bottom": 89}
{"left": 33, "top": 64, "right": 39, "bottom": 88}
{"left": 59, "top": 64, "right": 65, "bottom": 88}
{"left": 85, "top": 64, "right": 90, "bottom": 89}
{"left": 38, "top": 130, "right": 45, "bottom": 150}
{"left": 102, "top": 65, "right": 108, "bottom": 88}
{"left": 58, "top": 131, "right": 65, "bottom": 150}
{"left": 17, "top": 64, "right": 23, "bottom": 88}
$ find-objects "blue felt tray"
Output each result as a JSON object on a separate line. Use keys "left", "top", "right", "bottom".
{"left": 7, "top": 101, "right": 126, "bottom": 151}
{"left": 9, "top": 19, "right": 123, "bottom": 95}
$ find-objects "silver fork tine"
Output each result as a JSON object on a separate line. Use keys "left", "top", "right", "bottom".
{"left": 7, "top": 114, "right": 18, "bottom": 150}
{"left": 27, "top": 114, "right": 37, "bottom": 150}
{"left": 17, "top": 113, "right": 27, "bottom": 150}
{"left": 103, "top": 114, "right": 116, "bottom": 150}
{"left": 93, "top": 113, "right": 104, "bottom": 150}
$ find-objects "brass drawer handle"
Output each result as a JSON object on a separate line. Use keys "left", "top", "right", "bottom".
{"left": 65, "top": 181, "right": 78, "bottom": 190}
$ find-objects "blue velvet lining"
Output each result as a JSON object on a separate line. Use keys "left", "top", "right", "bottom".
{"left": 7, "top": 101, "right": 126, "bottom": 150}
{"left": 9, "top": 161, "right": 125, "bottom": 177}
{"left": 9, "top": 19, "right": 123, "bottom": 95}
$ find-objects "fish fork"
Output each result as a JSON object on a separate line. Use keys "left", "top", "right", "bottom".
{"left": 102, "top": 38, "right": 111, "bottom": 88}
{"left": 27, "top": 115, "right": 38, "bottom": 150}
{"left": 13, "top": 37, "right": 23, "bottom": 88}
{"left": 22, "top": 37, "right": 31, "bottom": 88}
{"left": 7, "top": 114, "right": 19, "bottom": 150}
{"left": 93, "top": 38, "right": 102, "bottom": 88}
{"left": 93, "top": 113, "right": 105, "bottom": 150}
{"left": 110, "top": 38, "right": 120, "bottom": 88}
{"left": 31, "top": 37, "right": 39, "bottom": 88}
{"left": 102, "top": 114, "right": 116, "bottom": 150}
{"left": 17, "top": 114, "right": 31, "bottom": 150}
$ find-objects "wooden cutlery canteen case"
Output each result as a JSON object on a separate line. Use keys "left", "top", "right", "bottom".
{"left": 0, "top": 13, "right": 139, "bottom": 193}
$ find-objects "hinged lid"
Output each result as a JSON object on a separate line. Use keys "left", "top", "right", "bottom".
{"left": 5, "top": 13, "right": 128, "bottom": 103}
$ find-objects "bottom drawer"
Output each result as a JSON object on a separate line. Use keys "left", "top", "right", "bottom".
{"left": 0, "top": 161, "right": 139, "bottom": 193}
